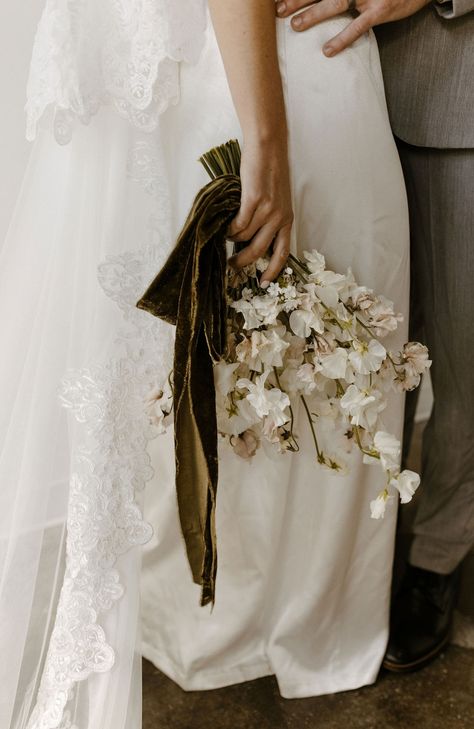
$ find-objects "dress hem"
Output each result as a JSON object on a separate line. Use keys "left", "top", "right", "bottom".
{"left": 141, "top": 641, "right": 382, "bottom": 699}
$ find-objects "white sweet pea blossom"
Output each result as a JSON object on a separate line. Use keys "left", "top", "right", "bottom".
{"left": 144, "top": 381, "right": 173, "bottom": 433}
{"left": 256, "top": 257, "right": 269, "bottom": 272}
{"left": 349, "top": 339, "right": 386, "bottom": 375}
{"left": 373, "top": 431, "right": 401, "bottom": 472}
{"left": 251, "top": 326, "right": 289, "bottom": 368}
{"left": 252, "top": 293, "right": 282, "bottom": 326}
{"left": 289, "top": 308, "right": 324, "bottom": 338}
{"left": 391, "top": 469, "right": 420, "bottom": 504}
{"left": 402, "top": 342, "right": 432, "bottom": 377}
{"left": 304, "top": 250, "right": 326, "bottom": 274}
{"left": 214, "top": 362, "right": 240, "bottom": 397}
{"left": 297, "top": 363, "right": 319, "bottom": 394}
{"left": 317, "top": 348, "right": 349, "bottom": 380}
{"left": 237, "top": 372, "right": 290, "bottom": 427}
{"left": 217, "top": 397, "right": 260, "bottom": 437}
{"left": 284, "top": 334, "right": 306, "bottom": 367}
{"left": 370, "top": 491, "right": 389, "bottom": 519}
{"left": 231, "top": 298, "right": 262, "bottom": 330}
{"left": 365, "top": 295, "right": 403, "bottom": 337}
{"left": 349, "top": 286, "right": 377, "bottom": 312}
{"left": 340, "top": 384, "right": 386, "bottom": 429}
{"left": 213, "top": 246, "right": 430, "bottom": 516}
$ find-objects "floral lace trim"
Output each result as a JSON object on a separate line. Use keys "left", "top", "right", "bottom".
{"left": 27, "top": 242, "right": 173, "bottom": 728}
{"left": 26, "top": 0, "right": 208, "bottom": 144}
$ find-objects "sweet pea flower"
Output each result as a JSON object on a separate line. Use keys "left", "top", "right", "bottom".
{"left": 390, "top": 469, "right": 420, "bottom": 504}
{"left": 214, "top": 362, "right": 240, "bottom": 397}
{"left": 402, "top": 342, "right": 432, "bottom": 377}
{"left": 237, "top": 372, "right": 290, "bottom": 426}
{"left": 373, "top": 431, "right": 401, "bottom": 472}
{"left": 365, "top": 295, "right": 403, "bottom": 337}
{"left": 340, "top": 384, "right": 386, "bottom": 429}
{"left": 289, "top": 308, "right": 324, "bottom": 338}
{"left": 231, "top": 298, "right": 262, "bottom": 330}
{"left": 304, "top": 250, "right": 326, "bottom": 274}
{"left": 217, "top": 397, "right": 260, "bottom": 437}
{"left": 349, "top": 339, "right": 387, "bottom": 375}
{"left": 232, "top": 429, "right": 260, "bottom": 460}
{"left": 370, "top": 491, "right": 389, "bottom": 519}
{"left": 317, "top": 348, "right": 349, "bottom": 380}
{"left": 144, "top": 381, "right": 173, "bottom": 433}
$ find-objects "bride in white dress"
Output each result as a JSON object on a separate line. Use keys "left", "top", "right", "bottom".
{"left": 0, "top": 1, "right": 409, "bottom": 727}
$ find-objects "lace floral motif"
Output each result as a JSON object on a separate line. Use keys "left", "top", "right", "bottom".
{"left": 27, "top": 240, "right": 174, "bottom": 728}
{"left": 26, "top": 0, "right": 208, "bottom": 143}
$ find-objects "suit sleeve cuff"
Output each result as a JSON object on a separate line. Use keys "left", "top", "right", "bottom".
{"left": 434, "top": 0, "right": 474, "bottom": 18}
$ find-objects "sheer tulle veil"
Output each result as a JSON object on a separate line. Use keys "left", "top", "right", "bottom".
{"left": 0, "top": 2, "right": 208, "bottom": 727}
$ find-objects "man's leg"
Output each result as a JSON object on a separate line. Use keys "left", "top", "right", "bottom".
{"left": 399, "top": 141, "right": 474, "bottom": 572}
{"left": 384, "top": 141, "right": 474, "bottom": 671}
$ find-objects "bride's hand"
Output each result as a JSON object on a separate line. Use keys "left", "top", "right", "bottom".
{"left": 228, "top": 136, "right": 294, "bottom": 286}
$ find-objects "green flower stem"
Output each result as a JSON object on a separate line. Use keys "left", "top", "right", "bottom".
{"left": 300, "top": 395, "right": 323, "bottom": 462}
{"left": 273, "top": 366, "right": 295, "bottom": 438}
{"left": 353, "top": 425, "right": 380, "bottom": 460}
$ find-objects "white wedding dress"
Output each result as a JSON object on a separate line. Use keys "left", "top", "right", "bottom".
{"left": 0, "top": 2, "right": 409, "bottom": 728}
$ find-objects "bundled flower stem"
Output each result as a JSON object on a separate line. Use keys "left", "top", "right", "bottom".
{"left": 146, "top": 140, "right": 431, "bottom": 519}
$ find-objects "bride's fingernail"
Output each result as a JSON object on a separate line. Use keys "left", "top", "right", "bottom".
{"left": 276, "top": 2, "right": 286, "bottom": 14}
{"left": 323, "top": 44, "right": 335, "bottom": 57}
{"left": 260, "top": 280, "right": 270, "bottom": 289}
{"left": 292, "top": 16, "right": 303, "bottom": 28}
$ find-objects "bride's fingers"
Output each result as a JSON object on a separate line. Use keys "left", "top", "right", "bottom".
{"left": 227, "top": 197, "right": 259, "bottom": 238}
{"left": 260, "top": 224, "right": 292, "bottom": 285}
{"left": 229, "top": 207, "right": 267, "bottom": 243}
{"left": 228, "top": 222, "right": 278, "bottom": 270}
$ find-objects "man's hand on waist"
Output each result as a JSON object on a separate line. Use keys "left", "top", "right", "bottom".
{"left": 275, "top": 0, "right": 432, "bottom": 56}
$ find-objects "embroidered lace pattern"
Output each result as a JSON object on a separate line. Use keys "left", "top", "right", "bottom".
{"left": 26, "top": 0, "right": 208, "bottom": 143}
{"left": 27, "top": 136, "right": 175, "bottom": 726}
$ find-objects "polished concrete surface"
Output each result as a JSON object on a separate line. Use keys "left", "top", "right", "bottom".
{"left": 142, "top": 423, "right": 474, "bottom": 728}
{"left": 142, "top": 646, "right": 473, "bottom": 729}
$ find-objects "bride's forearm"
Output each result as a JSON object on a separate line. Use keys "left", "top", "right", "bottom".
{"left": 208, "top": 0, "right": 287, "bottom": 144}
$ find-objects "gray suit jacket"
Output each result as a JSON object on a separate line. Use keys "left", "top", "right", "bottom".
{"left": 375, "top": 1, "right": 474, "bottom": 149}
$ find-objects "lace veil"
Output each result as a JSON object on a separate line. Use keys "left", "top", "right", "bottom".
{"left": 26, "top": 0, "right": 208, "bottom": 143}
{"left": 1, "top": 2, "right": 208, "bottom": 728}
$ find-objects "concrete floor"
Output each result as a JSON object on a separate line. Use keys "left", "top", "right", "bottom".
{"left": 142, "top": 423, "right": 474, "bottom": 728}
{"left": 143, "top": 647, "right": 473, "bottom": 729}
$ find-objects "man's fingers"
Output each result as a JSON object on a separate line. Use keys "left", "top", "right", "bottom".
{"left": 260, "top": 225, "right": 292, "bottom": 285}
{"left": 323, "top": 13, "right": 373, "bottom": 56}
{"left": 276, "top": 0, "right": 315, "bottom": 19}
{"left": 229, "top": 223, "right": 277, "bottom": 271}
{"left": 279, "top": 0, "right": 349, "bottom": 31}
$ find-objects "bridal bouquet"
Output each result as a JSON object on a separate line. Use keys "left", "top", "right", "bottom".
{"left": 144, "top": 141, "right": 431, "bottom": 522}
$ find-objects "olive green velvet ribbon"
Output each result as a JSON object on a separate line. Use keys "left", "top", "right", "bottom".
{"left": 137, "top": 174, "right": 241, "bottom": 606}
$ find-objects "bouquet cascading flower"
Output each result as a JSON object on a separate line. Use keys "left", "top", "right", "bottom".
{"left": 138, "top": 140, "right": 431, "bottom": 606}
{"left": 145, "top": 140, "right": 431, "bottom": 521}
{"left": 218, "top": 246, "right": 430, "bottom": 519}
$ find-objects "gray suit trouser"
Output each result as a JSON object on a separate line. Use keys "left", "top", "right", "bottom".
{"left": 397, "top": 139, "right": 474, "bottom": 574}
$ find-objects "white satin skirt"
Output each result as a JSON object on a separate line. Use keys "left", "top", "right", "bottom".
{"left": 140, "top": 15, "right": 410, "bottom": 699}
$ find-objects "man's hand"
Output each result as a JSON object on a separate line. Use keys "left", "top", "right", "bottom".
{"left": 276, "top": 0, "right": 432, "bottom": 56}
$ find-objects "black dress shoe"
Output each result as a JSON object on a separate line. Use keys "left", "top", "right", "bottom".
{"left": 383, "top": 564, "right": 461, "bottom": 673}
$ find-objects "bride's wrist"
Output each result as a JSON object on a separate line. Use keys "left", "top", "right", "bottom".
{"left": 243, "top": 123, "right": 288, "bottom": 156}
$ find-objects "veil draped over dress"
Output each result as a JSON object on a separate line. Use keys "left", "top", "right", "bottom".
{"left": 1, "top": 2, "right": 207, "bottom": 727}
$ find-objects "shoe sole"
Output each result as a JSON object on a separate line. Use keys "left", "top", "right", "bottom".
{"left": 382, "top": 632, "right": 451, "bottom": 674}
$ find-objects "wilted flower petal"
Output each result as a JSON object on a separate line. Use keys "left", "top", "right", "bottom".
{"left": 232, "top": 429, "right": 260, "bottom": 460}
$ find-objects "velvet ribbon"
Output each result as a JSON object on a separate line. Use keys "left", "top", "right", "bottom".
{"left": 137, "top": 174, "right": 242, "bottom": 606}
